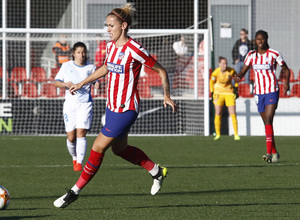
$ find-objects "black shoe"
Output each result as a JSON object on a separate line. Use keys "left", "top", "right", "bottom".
{"left": 53, "top": 189, "right": 78, "bottom": 208}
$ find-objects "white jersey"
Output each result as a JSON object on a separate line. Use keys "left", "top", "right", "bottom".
{"left": 244, "top": 48, "right": 285, "bottom": 94}
{"left": 55, "top": 60, "right": 96, "bottom": 102}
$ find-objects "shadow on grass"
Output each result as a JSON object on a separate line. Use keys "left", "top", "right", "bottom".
{"left": 129, "top": 201, "right": 300, "bottom": 209}
{"left": 1, "top": 215, "right": 51, "bottom": 219}
{"left": 108, "top": 163, "right": 300, "bottom": 170}
{"left": 9, "top": 188, "right": 298, "bottom": 211}
{"left": 166, "top": 163, "right": 300, "bottom": 168}
{"left": 13, "top": 187, "right": 300, "bottom": 200}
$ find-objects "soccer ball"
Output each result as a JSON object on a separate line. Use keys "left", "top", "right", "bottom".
{"left": 0, "top": 186, "right": 10, "bottom": 210}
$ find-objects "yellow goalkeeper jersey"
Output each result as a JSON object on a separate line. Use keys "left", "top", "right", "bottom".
{"left": 210, "top": 67, "right": 238, "bottom": 94}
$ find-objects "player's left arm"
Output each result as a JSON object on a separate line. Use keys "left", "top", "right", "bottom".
{"left": 281, "top": 62, "right": 290, "bottom": 93}
{"left": 151, "top": 62, "right": 178, "bottom": 113}
{"left": 133, "top": 44, "right": 177, "bottom": 112}
{"left": 277, "top": 52, "right": 290, "bottom": 93}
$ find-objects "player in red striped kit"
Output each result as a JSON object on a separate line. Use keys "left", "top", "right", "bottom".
{"left": 53, "top": 3, "right": 177, "bottom": 208}
{"left": 234, "top": 30, "right": 290, "bottom": 163}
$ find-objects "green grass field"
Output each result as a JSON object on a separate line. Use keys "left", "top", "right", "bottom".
{"left": 1, "top": 135, "right": 300, "bottom": 219}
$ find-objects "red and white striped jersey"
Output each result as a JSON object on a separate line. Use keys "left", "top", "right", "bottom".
{"left": 104, "top": 37, "right": 156, "bottom": 113}
{"left": 244, "top": 48, "right": 285, "bottom": 94}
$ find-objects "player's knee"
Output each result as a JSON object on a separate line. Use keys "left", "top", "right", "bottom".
{"left": 67, "top": 137, "right": 76, "bottom": 143}
{"left": 112, "top": 145, "right": 126, "bottom": 156}
{"left": 76, "top": 129, "right": 87, "bottom": 138}
{"left": 112, "top": 148, "right": 121, "bottom": 156}
{"left": 91, "top": 143, "right": 107, "bottom": 154}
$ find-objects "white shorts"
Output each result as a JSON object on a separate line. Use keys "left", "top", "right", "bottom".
{"left": 63, "top": 101, "right": 93, "bottom": 132}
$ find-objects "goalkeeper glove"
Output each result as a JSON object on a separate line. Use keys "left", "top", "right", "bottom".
{"left": 233, "top": 87, "right": 239, "bottom": 99}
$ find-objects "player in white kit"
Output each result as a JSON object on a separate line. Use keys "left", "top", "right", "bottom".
{"left": 55, "top": 42, "right": 100, "bottom": 171}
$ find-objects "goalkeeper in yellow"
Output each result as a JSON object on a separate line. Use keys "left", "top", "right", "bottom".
{"left": 210, "top": 56, "right": 240, "bottom": 141}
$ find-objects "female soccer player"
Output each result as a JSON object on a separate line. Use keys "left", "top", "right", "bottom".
{"left": 54, "top": 3, "right": 177, "bottom": 208}
{"left": 210, "top": 56, "right": 240, "bottom": 141}
{"left": 234, "top": 30, "right": 290, "bottom": 163}
{"left": 54, "top": 42, "right": 100, "bottom": 172}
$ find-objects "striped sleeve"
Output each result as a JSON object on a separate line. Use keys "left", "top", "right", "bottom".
{"left": 244, "top": 50, "right": 255, "bottom": 66}
{"left": 129, "top": 40, "right": 157, "bottom": 68}
{"left": 275, "top": 51, "right": 284, "bottom": 66}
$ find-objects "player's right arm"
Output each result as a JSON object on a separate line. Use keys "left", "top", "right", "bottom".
{"left": 54, "top": 63, "right": 73, "bottom": 88}
{"left": 54, "top": 80, "right": 73, "bottom": 88}
{"left": 210, "top": 70, "right": 217, "bottom": 95}
{"left": 69, "top": 65, "right": 108, "bottom": 93}
{"left": 234, "top": 65, "right": 250, "bottom": 83}
{"left": 235, "top": 51, "right": 253, "bottom": 82}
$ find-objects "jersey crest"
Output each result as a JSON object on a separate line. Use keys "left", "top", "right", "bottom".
{"left": 118, "top": 52, "right": 125, "bottom": 60}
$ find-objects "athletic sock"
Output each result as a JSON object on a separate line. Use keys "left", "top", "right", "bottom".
{"left": 116, "top": 145, "right": 155, "bottom": 172}
{"left": 149, "top": 164, "right": 159, "bottom": 176}
{"left": 214, "top": 115, "right": 221, "bottom": 136}
{"left": 230, "top": 114, "right": 238, "bottom": 136}
{"left": 71, "top": 184, "right": 81, "bottom": 195}
{"left": 265, "top": 124, "right": 276, "bottom": 154}
{"left": 75, "top": 149, "right": 104, "bottom": 189}
{"left": 271, "top": 142, "right": 277, "bottom": 154}
{"left": 67, "top": 139, "right": 77, "bottom": 161}
{"left": 76, "top": 137, "right": 87, "bottom": 165}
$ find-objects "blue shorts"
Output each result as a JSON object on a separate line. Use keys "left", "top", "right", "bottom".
{"left": 255, "top": 91, "right": 279, "bottom": 113}
{"left": 101, "top": 108, "right": 138, "bottom": 139}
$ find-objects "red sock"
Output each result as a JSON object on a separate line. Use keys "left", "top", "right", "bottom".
{"left": 265, "top": 124, "right": 276, "bottom": 154}
{"left": 271, "top": 142, "right": 277, "bottom": 154}
{"left": 76, "top": 149, "right": 104, "bottom": 189}
{"left": 117, "top": 145, "right": 155, "bottom": 171}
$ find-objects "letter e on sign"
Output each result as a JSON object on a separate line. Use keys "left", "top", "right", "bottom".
{"left": 0, "top": 103, "right": 12, "bottom": 117}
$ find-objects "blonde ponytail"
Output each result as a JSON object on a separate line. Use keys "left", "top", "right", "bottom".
{"left": 121, "top": 3, "right": 136, "bottom": 22}
{"left": 109, "top": 2, "right": 136, "bottom": 28}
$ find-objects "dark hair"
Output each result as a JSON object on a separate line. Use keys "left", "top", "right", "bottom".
{"left": 219, "top": 56, "right": 227, "bottom": 62}
{"left": 255, "top": 30, "right": 268, "bottom": 39}
{"left": 71, "top": 42, "right": 88, "bottom": 64}
{"left": 241, "top": 28, "right": 248, "bottom": 35}
{"left": 255, "top": 30, "right": 270, "bottom": 49}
